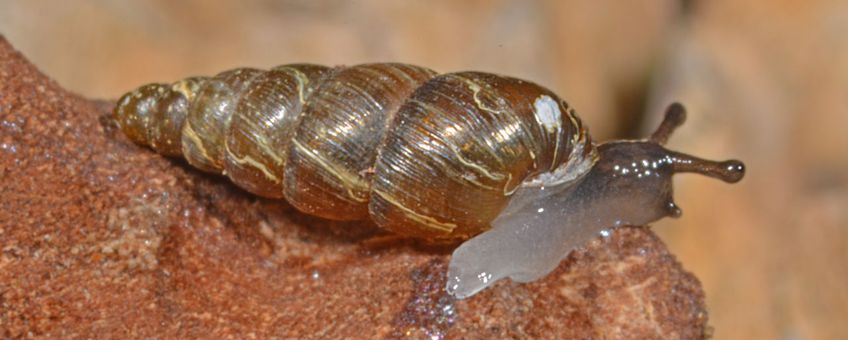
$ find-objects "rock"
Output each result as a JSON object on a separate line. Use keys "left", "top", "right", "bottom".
{"left": 0, "top": 36, "right": 708, "bottom": 339}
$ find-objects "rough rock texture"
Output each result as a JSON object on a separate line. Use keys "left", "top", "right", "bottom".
{"left": 0, "top": 37, "right": 709, "bottom": 338}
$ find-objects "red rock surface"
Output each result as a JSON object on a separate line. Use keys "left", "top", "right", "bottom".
{"left": 0, "top": 36, "right": 709, "bottom": 338}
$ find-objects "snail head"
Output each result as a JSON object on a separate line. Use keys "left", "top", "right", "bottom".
{"left": 589, "top": 103, "right": 745, "bottom": 221}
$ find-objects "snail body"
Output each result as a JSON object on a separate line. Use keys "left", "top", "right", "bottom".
{"left": 115, "top": 63, "right": 745, "bottom": 298}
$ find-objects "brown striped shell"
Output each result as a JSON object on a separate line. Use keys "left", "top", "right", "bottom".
{"left": 114, "top": 63, "right": 596, "bottom": 241}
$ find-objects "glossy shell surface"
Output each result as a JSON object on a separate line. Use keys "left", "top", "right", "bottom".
{"left": 114, "top": 63, "right": 595, "bottom": 240}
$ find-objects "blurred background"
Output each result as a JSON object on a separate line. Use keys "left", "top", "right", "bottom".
{"left": 0, "top": 0, "right": 845, "bottom": 338}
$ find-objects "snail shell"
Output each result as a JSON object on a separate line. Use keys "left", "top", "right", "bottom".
{"left": 114, "top": 63, "right": 745, "bottom": 298}
{"left": 116, "top": 63, "right": 594, "bottom": 240}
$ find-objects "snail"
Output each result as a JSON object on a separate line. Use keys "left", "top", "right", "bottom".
{"left": 114, "top": 63, "right": 745, "bottom": 298}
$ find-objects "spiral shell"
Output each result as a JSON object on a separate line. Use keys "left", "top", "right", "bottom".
{"left": 115, "top": 63, "right": 594, "bottom": 240}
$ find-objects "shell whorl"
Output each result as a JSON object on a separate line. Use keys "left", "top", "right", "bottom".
{"left": 114, "top": 63, "right": 596, "bottom": 240}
